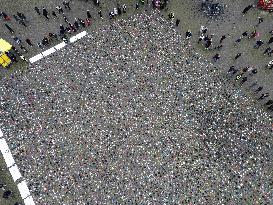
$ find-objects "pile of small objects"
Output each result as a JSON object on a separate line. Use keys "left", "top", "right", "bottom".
{"left": 200, "top": 0, "right": 225, "bottom": 18}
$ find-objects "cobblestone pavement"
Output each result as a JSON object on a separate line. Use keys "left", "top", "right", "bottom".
{"left": 0, "top": 10, "right": 272, "bottom": 204}
{"left": 165, "top": 0, "right": 273, "bottom": 114}
{"left": 0, "top": 0, "right": 272, "bottom": 114}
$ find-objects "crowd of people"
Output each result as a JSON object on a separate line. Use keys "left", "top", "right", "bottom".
{"left": 0, "top": 9, "right": 272, "bottom": 204}
{"left": 0, "top": 0, "right": 171, "bottom": 56}
{"left": 173, "top": 4, "right": 273, "bottom": 113}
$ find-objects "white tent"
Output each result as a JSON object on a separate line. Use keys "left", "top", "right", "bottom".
{"left": 17, "top": 180, "right": 31, "bottom": 199}
{"left": 9, "top": 164, "right": 22, "bottom": 182}
{"left": 24, "top": 196, "right": 36, "bottom": 205}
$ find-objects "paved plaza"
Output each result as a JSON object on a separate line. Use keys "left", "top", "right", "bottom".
{"left": 0, "top": 10, "right": 272, "bottom": 204}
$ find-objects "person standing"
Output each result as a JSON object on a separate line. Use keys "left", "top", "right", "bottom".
{"left": 254, "top": 86, "right": 263, "bottom": 93}
{"left": 42, "top": 37, "right": 49, "bottom": 46}
{"left": 63, "top": 14, "right": 69, "bottom": 23}
{"left": 186, "top": 30, "right": 192, "bottom": 39}
{"left": 25, "top": 38, "right": 33, "bottom": 46}
{"left": 229, "top": 66, "right": 238, "bottom": 75}
{"left": 96, "top": 0, "right": 100, "bottom": 7}
{"left": 240, "top": 76, "right": 247, "bottom": 85}
{"left": 122, "top": 4, "right": 127, "bottom": 13}
{"left": 56, "top": 6, "right": 64, "bottom": 14}
{"left": 60, "top": 24, "right": 65, "bottom": 33}
{"left": 12, "top": 36, "right": 21, "bottom": 44}
{"left": 20, "top": 45, "right": 28, "bottom": 53}
{"left": 265, "top": 100, "right": 273, "bottom": 106}
{"left": 52, "top": 11, "right": 57, "bottom": 18}
{"left": 213, "top": 53, "right": 220, "bottom": 62}
{"left": 168, "top": 12, "right": 174, "bottom": 20}
{"left": 235, "top": 53, "right": 242, "bottom": 60}
{"left": 175, "top": 19, "right": 180, "bottom": 27}
{"left": 117, "top": 5, "right": 122, "bottom": 15}
{"left": 1, "top": 12, "right": 11, "bottom": 20}
{"left": 249, "top": 30, "right": 257, "bottom": 39}
{"left": 254, "top": 40, "right": 264, "bottom": 49}
{"left": 257, "top": 17, "right": 263, "bottom": 26}
{"left": 85, "top": 18, "right": 91, "bottom": 26}
{"left": 42, "top": 7, "right": 49, "bottom": 19}
{"left": 63, "top": 1, "right": 71, "bottom": 10}
{"left": 249, "top": 69, "right": 257, "bottom": 77}
{"left": 220, "top": 35, "right": 226, "bottom": 44}
{"left": 136, "top": 2, "right": 139, "bottom": 10}
{"left": 87, "top": 10, "right": 91, "bottom": 19}
{"left": 198, "top": 34, "right": 204, "bottom": 44}
{"left": 205, "top": 38, "right": 212, "bottom": 49}
{"left": 8, "top": 53, "right": 17, "bottom": 63}
{"left": 258, "top": 93, "right": 269, "bottom": 100}
{"left": 17, "top": 12, "right": 26, "bottom": 20}
{"left": 263, "top": 47, "right": 272, "bottom": 55}
{"left": 98, "top": 10, "right": 103, "bottom": 19}
{"left": 114, "top": 7, "right": 118, "bottom": 16}
{"left": 19, "top": 19, "right": 27, "bottom": 27}
{"left": 268, "top": 104, "right": 273, "bottom": 111}
{"left": 78, "top": 18, "right": 85, "bottom": 28}
{"left": 242, "top": 31, "right": 248, "bottom": 38}
{"left": 74, "top": 18, "right": 79, "bottom": 29}
{"left": 268, "top": 36, "right": 273, "bottom": 44}
{"left": 13, "top": 14, "right": 20, "bottom": 22}
{"left": 5, "top": 24, "right": 14, "bottom": 33}
{"left": 242, "top": 5, "right": 253, "bottom": 16}
{"left": 34, "top": 7, "right": 40, "bottom": 15}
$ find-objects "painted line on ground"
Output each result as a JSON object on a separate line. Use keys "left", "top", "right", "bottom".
{"left": 29, "top": 31, "right": 88, "bottom": 64}
{"left": 0, "top": 129, "right": 35, "bottom": 205}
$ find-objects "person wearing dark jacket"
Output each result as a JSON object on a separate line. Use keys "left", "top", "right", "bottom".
{"left": 265, "top": 100, "right": 273, "bottom": 106}
{"left": 254, "top": 86, "right": 263, "bottom": 93}
{"left": 74, "top": 19, "right": 80, "bottom": 29}
{"left": 56, "top": 6, "right": 63, "bottom": 14}
{"left": 258, "top": 93, "right": 269, "bottom": 100}
{"left": 242, "top": 5, "right": 253, "bottom": 15}
{"left": 34, "top": 7, "right": 40, "bottom": 15}
{"left": 25, "top": 38, "right": 33, "bottom": 46}
{"left": 5, "top": 24, "right": 14, "bottom": 33}
{"left": 235, "top": 53, "right": 242, "bottom": 60}
{"left": 176, "top": 19, "right": 180, "bottom": 27}
{"left": 42, "top": 7, "right": 49, "bottom": 19}
{"left": 78, "top": 18, "right": 85, "bottom": 27}
{"left": 52, "top": 11, "right": 57, "bottom": 18}
{"left": 268, "top": 36, "right": 273, "bottom": 44}
{"left": 117, "top": 6, "right": 122, "bottom": 15}
{"left": 13, "top": 14, "right": 20, "bottom": 21}
{"left": 87, "top": 10, "right": 91, "bottom": 19}
{"left": 213, "top": 53, "right": 220, "bottom": 61}
{"left": 98, "top": 10, "right": 103, "bottom": 19}
{"left": 263, "top": 47, "right": 272, "bottom": 55}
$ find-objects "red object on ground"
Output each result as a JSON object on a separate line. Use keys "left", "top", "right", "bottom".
{"left": 258, "top": 0, "right": 273, "bottom": 10}
{"left": 85, "top": 18, "right": 91, "bottom": 26}
{"left": 4, "top": 16, "right": 11, "bottom": 20}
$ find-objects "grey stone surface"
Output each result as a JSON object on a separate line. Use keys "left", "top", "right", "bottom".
{"left": 0, "top": 10, "right": 272, "bottom": 204}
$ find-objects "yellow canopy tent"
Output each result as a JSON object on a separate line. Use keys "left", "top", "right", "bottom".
{"left": 0, "top": 38, "right": 13, "bottom": 68}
